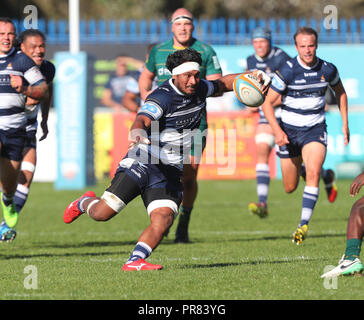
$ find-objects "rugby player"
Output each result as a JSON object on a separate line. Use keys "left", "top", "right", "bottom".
{"left": 138, "top": 8, "right": 223, "bottom": 243}
{"left": 262, "top": 27, "right": 349, "bottom": 244}
{"left": 244, "top": 27, "right": 291, "bottom": 218}
{"left": 0, "top": 18, "right": 48, "bottom": 241}
{"left": 12, "top": 29, "right": 55, "bottom": 216}
{"left": 321, "top": 171, "right": 364, "bottom": 278}
{"left": 64, "top": 48, "right": 270, "bottom": 271}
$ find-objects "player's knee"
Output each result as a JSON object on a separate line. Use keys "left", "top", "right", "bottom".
{"left": 151, "top": 208, "right": 174, "bottom": 225}
{"left": 148, "top": 201, "right": 178, "bottom": 228}
{"left": 284, "top": 182, "right": 298, "bottom": 193}
{"left": 350, "top": 198, "right": 364, "bottom": 220}
{"left": 21, "top": 161, "right": 36, "bottom": 174}
{"left": 255, "top": 133, "right": 275, "bottom": 148}
{"left": 305, "top": 170, "right": 321, "bottom": 184}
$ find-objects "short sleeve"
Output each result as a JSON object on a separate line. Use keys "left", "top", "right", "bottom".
{"left": 138, "top": 100, "right": 164, "bottom": 120}
{"left": 204, "top": 46, "right": 222, "bottom": 76}
{"left": 145, "top": 46, "right": 157, "bottom": 74}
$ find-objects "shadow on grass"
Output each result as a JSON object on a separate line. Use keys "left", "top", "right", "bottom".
{"left": 32, "top": 240, "right": 136, "bottom": 249}
{"left": 0, "top": 250, "right": 128, "bottom": 261}
{"left": 181, "top": 257, "right": 321, "bottom": 269}
{"left": 161, "top": 232, "right": 347, "bottom": 245}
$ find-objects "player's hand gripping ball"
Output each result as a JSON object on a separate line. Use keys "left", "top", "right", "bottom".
{"left": 233, "top": 71, "right": 270, "bottom": 107}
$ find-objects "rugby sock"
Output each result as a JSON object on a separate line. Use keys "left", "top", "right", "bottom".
{"left": 256, "top": 163, "right": 270, "bottom": 204}
{"left": 176, "top": 206, "right": 192, "bottom": 231}
{"left": 127, "top": 242, "right": 152, "bottom": 263}
{"left": 300, "top": 165, "right": 306, "bottom": 181}
{"left": 13, "top": 184, "right": 29, "bottom": 213}
{"left": 344, "top": 238, "right": 362, "bottom": 261}
{"left": 321, "top": 169, "right": 334, "bottom": 192}
{"left": 78, "top": 197, "right": 92, "bottom": 213}
{"left": 2, "top": 193, "right": 13, "bottom": 207}
{"left": 321, "top": 168, "right": 331, "bottom": 183}
{"left": 299, "top": 186, "right": 319, "bottom": 226}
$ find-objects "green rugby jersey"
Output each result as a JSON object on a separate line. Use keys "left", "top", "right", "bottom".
{"left": 145, "top": 38, "right": 222, "bottom": 84}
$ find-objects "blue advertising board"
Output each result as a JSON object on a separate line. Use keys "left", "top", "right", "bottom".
{"left": 54, "top": 51, "right": 95, "bottom": 189}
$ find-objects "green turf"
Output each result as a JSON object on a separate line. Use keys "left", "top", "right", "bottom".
{"left": 0, "top": 178, "right": 363, "bottom": 300}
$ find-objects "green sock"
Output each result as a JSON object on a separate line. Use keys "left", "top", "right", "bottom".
{"left": 178, "top": 206, "right": 192, "bottom": 228}
{"left": 344, "top": 238, "right": 362, "bottom": 261}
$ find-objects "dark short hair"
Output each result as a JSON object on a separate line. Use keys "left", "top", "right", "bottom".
{"left": 18, "top": 29, "right": 46, "bottom": 43}
{"left": 294, "top": 27, "right": 318, "bottom": 45}
{"left": 166, "top": 48, "right": 202, "bottom": 73}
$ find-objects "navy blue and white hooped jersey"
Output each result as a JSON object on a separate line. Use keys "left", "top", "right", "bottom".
{"left": 245, "top": 46, "right": 291, "bottom": 122}
{"left": 270, "top": 56, "right": 340, "bottom": 128}
{"left": 25, "top": 60, "right": 56, "bottom": 132}
{"left": 0, "top": 47, "right": 44, "bottom": 130}
{"left": 133, "top": 78, "right": 219, "bottom": 170}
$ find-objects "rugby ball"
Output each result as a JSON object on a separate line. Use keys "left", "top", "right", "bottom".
{"left": 233, "top": 73, "right": 265, "bottom": 107}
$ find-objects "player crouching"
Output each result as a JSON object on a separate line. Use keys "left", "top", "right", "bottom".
{"left": 63, "top": 48, "right": 270, "bottom": 271}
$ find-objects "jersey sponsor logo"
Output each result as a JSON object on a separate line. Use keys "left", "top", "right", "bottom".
{"left": 212, "top": 55, "right": 221, "bottom": 70}
{"left": 256, "top": 63, "right": 267, "bottom": 68}
{"left": 139, "top": 101, "right": 163, "bottom": 120}
{"left": 304, "top": 72, "right": 318, "bottom": 77}
{"left": 140, "top": 103, "right": 158, "bottom": 114}
{"left": 271, "top": 74, "right": 285, "bottom": 91}
{"left": 295, "top": 79, "right": 306, "bottom": 84}
{"left": 0, "top": 74, "right": 9, "bottom": 85}
{"left": 157, "top": 67, "right": 171, "bottom": 77}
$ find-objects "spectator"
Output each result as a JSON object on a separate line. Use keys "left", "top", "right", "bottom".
{"left": 101, "top": 54, "right": 143, "bottom": 112}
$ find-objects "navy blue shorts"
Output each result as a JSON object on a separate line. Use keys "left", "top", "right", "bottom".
{"left": 0, "top": 128, "right": 26, "bottom": 161}
{"left": 24, "top": 129, "right": 37, "bottom": 149}
{"left": 276, "top": 122, "right": 327, "bottom": 159}
{"left": 106, "top": 157, "right": 183, "bottom": 215}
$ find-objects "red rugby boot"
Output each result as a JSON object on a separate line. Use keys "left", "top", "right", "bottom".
{"left": 63, "top": 191, "right": 96, "bottom": 223}
{"left": 122, "top": 259, "right": 163, "bottom": 271}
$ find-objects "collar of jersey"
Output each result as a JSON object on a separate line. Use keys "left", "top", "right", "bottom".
{"left": 296, "top": 55, "right": 319, "bottom": 70}
{"left": 169, "top": 78, "right": 187, "bottom": 96}
{"left": 254, "top": 47, "right": 275, "bottom": 62}
{"left": 173, "top": 44, "right": 188, "bottom": 50}
{"left": 0, "top": 46, "right": 15, "bottom": 59}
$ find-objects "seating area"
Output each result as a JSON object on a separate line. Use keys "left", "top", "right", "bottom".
{"left": 12, "top": 17, "right": 364, "bottom": 45}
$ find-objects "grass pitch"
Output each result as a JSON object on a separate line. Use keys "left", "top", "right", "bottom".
{"left": 1, "top": 178, "right": 363, "bottom": 300}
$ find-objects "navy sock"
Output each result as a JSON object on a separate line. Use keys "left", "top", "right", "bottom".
{"left": 127, "top": 242, "right": 152, "bottom": 263}
{"left": 2, "top": 194, "right": 13, "bottom": 207}
{"left": 13, "top": 185, "right": 29, "bottom": 213}
{"left": 256, "top": 163, "right": 270, "bottom": 204}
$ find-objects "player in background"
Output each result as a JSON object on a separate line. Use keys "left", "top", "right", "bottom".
{"left": 0, "top": 18, "right": 48, "bottom": 241}
{"left": 321, "top": 171, "right": 364, "bottom": 278}
{"left": 262, "top": 27, "right": 349, "bottom": 245}
{"left": 138, "top": 8, "right": 223, "bottom": 243}
{"left": 11, "top": 29, "right": 55, "bottom": 215}
{"left": 63, "top": 48, "right": 270, "bottom": 271}
{"left": 244, "top": 27, "right": 291, "bottom": 218}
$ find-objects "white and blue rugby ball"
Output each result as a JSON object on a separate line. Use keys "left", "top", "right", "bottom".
{"left": 233, "top": 73, "right": 265, "bottom": 107}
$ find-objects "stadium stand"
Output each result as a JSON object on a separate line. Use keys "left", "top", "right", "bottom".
{"left": 10, "top": 17, "right": 364, "bottom": 45}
